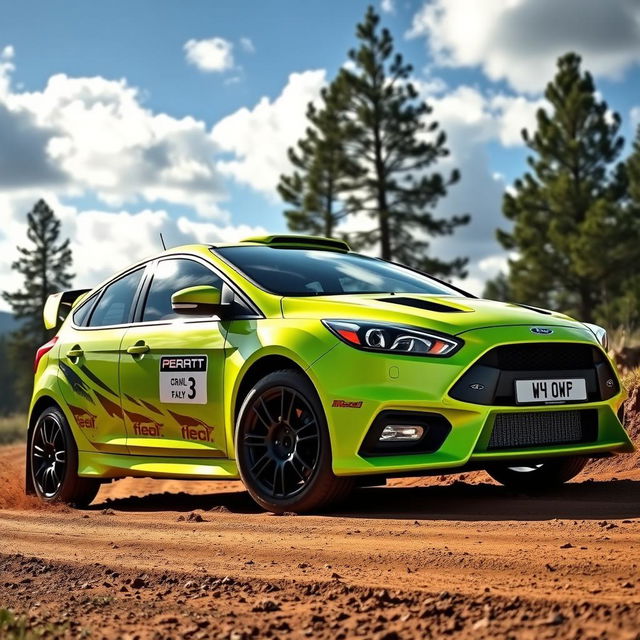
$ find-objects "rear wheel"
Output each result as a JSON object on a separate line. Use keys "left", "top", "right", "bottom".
{"left": 235, "top": 370, "right": 353, "bottom": 513}
{"left": 30, "top": 406, "right": 100, "bottom": 507}
{"left": 485, "top": 456, "right": 588, "bottom": 491}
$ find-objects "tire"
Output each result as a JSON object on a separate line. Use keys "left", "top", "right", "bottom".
{"left": 29, "top": 406, "right": 101, "bottom": 508}
{"left": 235, "top": 369, "right": 353, "bottom": 513}
{"left": 485, "top": 456, "right": 588, "bottom": 492}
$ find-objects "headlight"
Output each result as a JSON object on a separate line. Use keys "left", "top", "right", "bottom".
{"left": 583, "top": 322, "right": 609, "bottom": 351}
{"left": 322, "top": 320, "right": 462, "bottom": 357}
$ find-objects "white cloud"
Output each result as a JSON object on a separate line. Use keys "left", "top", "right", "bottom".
{"left": 211, "top": 69, "right": 326, "bottom": 197}
{"left": 424, "top": 86, "right": 543, "bottom": 290}
{"left": 409, "top": 0, "right": 640, "bottom": 92}
{"left": 1, "top": 58, "right": 227, "bottom": 216}
{"left": 381, "top": 0, "right": 394, "bottom": 14}
{"left": 239, "top": 37, "right": 255, "bottom": 54}
{"left": 0, "top": 193, "right": 266, "bottom": 310}
{"left": 631, "top": 106, "right": 640, "bottom": 131}
{"left": 184, "top": 37, "right": 234, "bottom": 73}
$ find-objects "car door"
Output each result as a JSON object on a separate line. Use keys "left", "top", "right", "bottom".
{"left": 119, "top": 256, "right": 230, "bottom": 458}
{"left": 57, "top": 266, "right": 146, "bottom": 453}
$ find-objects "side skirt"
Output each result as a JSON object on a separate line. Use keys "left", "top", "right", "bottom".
{"left": 78, "top": 450, "right": 240, "bottom": 480}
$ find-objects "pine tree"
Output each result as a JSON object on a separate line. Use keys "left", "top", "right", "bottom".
{"left": 483, "top": 272, "right": 511, "bottom": 302}
{"left": 497, "top": 53, "right": 638, "bottom": 323}
{"left": 600, "top": 125, "right": 640, "bottom": 331}
{"left": 2, "top": 199, "right": 73, "bottom": 407}
{"left": 3, "top": 199, "right": 74, "bottom": 345}
{"left": 336, "top": 6, "right": 468, "bottom": 276}
{"left": 279, "top": 81, "right": 362, "bottom": 238}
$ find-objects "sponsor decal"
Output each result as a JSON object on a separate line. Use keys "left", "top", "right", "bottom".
{"left": 469, "top": 383, "right": 485, "bottom": 391}
{"left": 124, "top": 409, "right": 164, "bottom": 438}
{"left": 79, "top": 365, "right": 117, "bottom": 396}
{"left": 125, "top": 393, "right": 143, "bottom": 406}
{"left": 68, "top": 404, "right": 97, "bottom": 429}
{"left": 159, "top": 355, "right": 208, "bottom": 404}
{"left": 530, "top": 327, "right": 553, "bottom": 335}
{"left": 168, "top": 409, "right": 214, "bottom": 442}
{"left": 95, "top": 391, "right": 124, "bottom": 419}
{"left": 332, "top": 399, "right": 363, "bottom": 409}
{"left": 606, "top": 379, "right": 615, "bottom": 388}
{"left": 141, "top": 399, "right": 164, "bottom": 415}
{"left": 59, "top": 361, "right": 93, "bottom": 404}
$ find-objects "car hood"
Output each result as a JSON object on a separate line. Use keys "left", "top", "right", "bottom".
{"left": 281, "top": 293, "right": 584, "bottom": 336}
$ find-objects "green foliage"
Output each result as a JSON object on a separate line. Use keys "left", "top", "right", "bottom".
{"left": 1, "top": 199, "right": 73, "bottom": 413}
{"left": 498, "top": 53, "right": 639, "bottom": 323}
{"left": 279, "top": 6, "right": 469, "bottom": 277}
{"left": 278, "top": 81, "right": 362, "bottom": 237}
{"left": 0, "top": 609, "right": 68, "bottom": 639}
{"left": 483, "top": 272, "right": 511, "bottom": 302}
{"left": 336, "top": 7, "right": 469, "bottom": 276}
{"left": 0, "top": 414, "right": 26, "bottom": 445}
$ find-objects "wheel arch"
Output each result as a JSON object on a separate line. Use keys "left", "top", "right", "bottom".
{"left": 233, "top": 354, "right": 308, "bottom": 426}
{"left": 228, "top": 353, "right": 323, "bottom": 460}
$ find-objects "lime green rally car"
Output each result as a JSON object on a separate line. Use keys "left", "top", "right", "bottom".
{"left": 28, "top": 235, "right": 633, "bottom": 512}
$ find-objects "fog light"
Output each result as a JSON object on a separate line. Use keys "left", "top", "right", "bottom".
{"left": 379, "top": 425, "right": 425, "bottom": 441}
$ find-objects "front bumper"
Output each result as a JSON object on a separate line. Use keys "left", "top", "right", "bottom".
{"left": 307, "top": 326, "right": 634, "bottom": 477}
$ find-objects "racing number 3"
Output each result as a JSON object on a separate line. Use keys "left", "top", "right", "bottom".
{"left": 159, "top": 355, "right": 208, "bottom": 405}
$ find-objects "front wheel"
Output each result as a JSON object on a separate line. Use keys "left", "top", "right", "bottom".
{"left": 235, "top": 370, "right": 353, "bottom": 513}
{"left": 30, "top": 406, "right": 101, "bottom": 507}
{"left": 485, "top": 456, "right": 588, "bottom": 491}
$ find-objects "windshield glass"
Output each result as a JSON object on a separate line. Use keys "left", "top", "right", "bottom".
{"left": 214, "top": 246, "right": 462, "bottom": 297}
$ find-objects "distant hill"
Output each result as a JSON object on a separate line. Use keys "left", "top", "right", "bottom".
{"left": 0, "top": 311, "right": 19, "bottom": 336}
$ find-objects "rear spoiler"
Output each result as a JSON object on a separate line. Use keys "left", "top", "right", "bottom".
{"left": 43, "top": 289, "right": 91, "bottom": 330}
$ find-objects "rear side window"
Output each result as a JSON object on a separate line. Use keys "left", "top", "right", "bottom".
{"left": 72, "top": 297, "right": 96, "bottom": 327}
{"left": 88, "top": 268, "right": 144, "bottom": 327}
{"left": 142, "top": 259, "right": 224, "bottom": 322}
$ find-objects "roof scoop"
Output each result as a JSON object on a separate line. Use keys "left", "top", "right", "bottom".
{"left": 378, "top": 296, "right": 469, "bottom": 313}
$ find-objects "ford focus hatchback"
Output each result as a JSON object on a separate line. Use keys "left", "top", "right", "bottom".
{"left": 27, "top": 235, "right": 634, "bottom": 512}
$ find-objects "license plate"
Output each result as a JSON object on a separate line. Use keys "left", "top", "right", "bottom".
{"left": 515, "top": 378, "right": 587, "bottom": 404}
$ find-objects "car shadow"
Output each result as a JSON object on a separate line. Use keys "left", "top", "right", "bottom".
{"left": 329, "top": 479, "right": 640, "bottom": 521}
{"left": 91, "top": 478, "right": 640, "bottom": 522}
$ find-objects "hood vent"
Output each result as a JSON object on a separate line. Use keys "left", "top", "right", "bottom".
{"left": 378, "top": 297, "right": 467, "bottom": 313}
{"left": 514, "top": 303, "right": 552, "bottom": 315}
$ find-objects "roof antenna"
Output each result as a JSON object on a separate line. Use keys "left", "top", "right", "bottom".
{"left": 159, "top": 233, "right": 167, "bottom": 251}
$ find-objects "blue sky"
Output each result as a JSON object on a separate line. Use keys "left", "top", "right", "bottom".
{"left": 1, "top": 0, "right": 639, "bottom": 305}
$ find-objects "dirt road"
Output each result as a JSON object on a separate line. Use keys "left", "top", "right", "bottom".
{"left": 1, "top": 444, "right": 639, "bottom": 638}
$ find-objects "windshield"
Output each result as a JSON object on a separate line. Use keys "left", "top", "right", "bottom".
{"left": 214, "top": 246, "right": 463, "bottom": 297}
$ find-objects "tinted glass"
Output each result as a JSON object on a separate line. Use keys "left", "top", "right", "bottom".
{"left": 72, "top": 296, "right": 96, "bottom": 327}
{"left": 88, "top": 269, "right": 144, "bottom": 327}
{"left": 142, "top": 259, "right": 224, "bottom": 322}
{"left": 216, "top": 246, "right": 460, "bottom": 297}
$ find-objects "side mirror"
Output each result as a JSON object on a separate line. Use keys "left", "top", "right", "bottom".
{"left": 171, "top": 285, "right": 227, "bottom": 317}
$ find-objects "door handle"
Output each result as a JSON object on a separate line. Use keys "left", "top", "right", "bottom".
{"left": 126, "top": 343, "right": 150, "bottom": 355}
{"left": 66, "top": 347, "right": 84, "bottom": 359}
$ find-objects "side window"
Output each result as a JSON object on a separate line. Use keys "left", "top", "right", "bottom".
{"left": 88, "top": 268, "right": 144, "bottom": 327}
{"left": 72, "top": 297, "right": 96, "bottom": 327}
{"left": 142, "top": 259, "right": 224, "bottom": 322}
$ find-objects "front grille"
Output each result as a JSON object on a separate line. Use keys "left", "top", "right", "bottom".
{"left": 487, "top": 409, "right": 597, "bottom": 450}
{"left": 449, "top": 342, "right": 618, "bottom": 406}
{"left": 485, "top": 343, "right": 596, "bottom": 371}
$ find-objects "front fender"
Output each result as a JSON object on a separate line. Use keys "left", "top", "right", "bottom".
{"left": 222, "top": 318, "right": 337, "bottom": 458}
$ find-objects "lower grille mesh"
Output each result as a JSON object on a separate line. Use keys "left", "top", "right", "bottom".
{"left": 488, "top": 410, "right": 594, "bottom": 450}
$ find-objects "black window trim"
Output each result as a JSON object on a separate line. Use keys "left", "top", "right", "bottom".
{"left": 71, "top": 253, "right": 263, "bottom": 331}
{"left": 79, "top": 265, "right": 148, "bottom": 330}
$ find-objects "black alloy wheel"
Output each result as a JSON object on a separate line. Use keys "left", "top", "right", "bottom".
{"left": 32, "top": 412, "right": 67, "bottom": 498}
{"left": 236, "top": 369, "right": 353, "bottom": 513}
{"left": 243, "top": 385, "right": 321, "bottom": 499}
